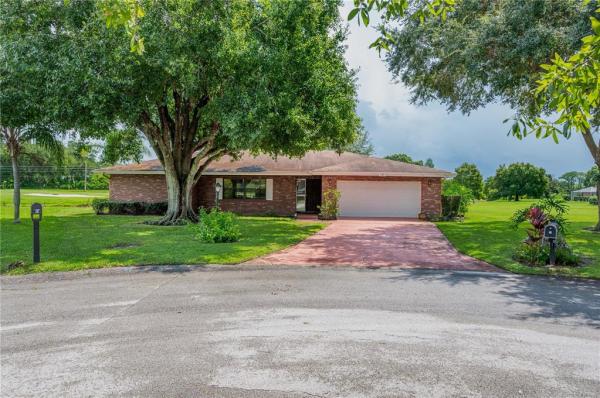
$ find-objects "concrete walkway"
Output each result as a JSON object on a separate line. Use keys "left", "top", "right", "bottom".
{"left": 248, "top": 218, "right": 499, "bottom": 271}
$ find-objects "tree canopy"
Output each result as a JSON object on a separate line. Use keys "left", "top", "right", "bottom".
{"left": 384, "top": 0, "right": 592, "bottom": 114}
{"left": 584, "top": 165, "right": 600, "bottom": 187}
{"left": 490, "top": 163, "right": 549, "bottom": 201}
{"left": 453, "top": 163, "right": 483, "bottom": 199}
{"left": 341, "top": 127, "right": 374, "bottom": 155}
{"left": 384, "top": 152, "right": 433, "bottom": 167}
{"left": 559, "top": 171, "right": 587, "bottom": 192}
{"left": 11, "top": 0, "right": 361, "bottom": 223}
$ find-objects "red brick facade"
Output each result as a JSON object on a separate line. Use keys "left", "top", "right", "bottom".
{"left": 109, "top": 174, "right": 168, "bottom": 203}
{"left": 195, "top": 175, "right": 297, "bottom": 216}
{"left": 108, "top": 174, "right": 442, "bottom": 217}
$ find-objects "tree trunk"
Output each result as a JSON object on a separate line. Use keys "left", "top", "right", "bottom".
{"left": 11, "top": 154, "right": 21, "bottom": 224}
{"left": 515, "top": 193, "right": 519, "bottom": 201}
{"left": 157, "top": 166, "right": 198, "bottom": 225}
{"left": 595, "top": 179, "right": 600, "bottom": 231}
{"left": 582, "top": 130, "right": 599, "bottom": 231}
{"left": 138, "top": 93, "right": 222, "bottom": 226}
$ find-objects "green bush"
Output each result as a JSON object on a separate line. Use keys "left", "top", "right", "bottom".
{"left": 441, "top": 195, "right": 462, "bottom": 219}
{"left": 318, "top": 188, "right": 340, "bottom": 220}
{"left": 510, "top": 196, "right": 568, "bottom": 237}
{"left": 442, "top": 180, "right": 474, "bottom": 217}
{"left": 87, "top": 173, "right": 109, "bottom": 189}
{"left": 513, "top": 242, "right": 579, "bottom": 267}
{"left": 92, "top": 199, "right": 167, "bottom": 215}
{"left": 195, "top": 208, "right": 241, "bottom": 243}
{"left": 588, "top": 196, "right": 598, "bottom": 205}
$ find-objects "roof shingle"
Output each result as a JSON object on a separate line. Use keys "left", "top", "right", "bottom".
{"left": 97, "top": 150, "right": 453, "bottom": 177}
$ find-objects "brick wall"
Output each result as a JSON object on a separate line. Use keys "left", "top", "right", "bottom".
{"left": 319, "top": 176, "right": 443, "bottom": 217}
{"left": 195, "top": 175, "right": 297, "bottom": 216}
{"left": 109, "top": 174, "right": 168, "bottom": 203}
{"left": 108, "top": 173, "right": 443, "bottom": 217}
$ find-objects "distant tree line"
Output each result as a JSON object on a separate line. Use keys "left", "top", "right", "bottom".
{"left": 385, "top": 153, "right": 435, "bottom": 168}
{"left": 0, "top": 137, "right": 147, "bottom": 190}
{"left": 446, "top": 162, "right": 599, "bottom": 203}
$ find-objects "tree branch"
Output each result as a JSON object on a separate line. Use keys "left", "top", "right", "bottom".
{"left": 192, "top": 147, "right": 227, "bottom": 185}
{"left": 190, "top": 94, "right": 210, "bottom": 135}
{"left": 192, "top": 121, "right": 220, "bottom": 154}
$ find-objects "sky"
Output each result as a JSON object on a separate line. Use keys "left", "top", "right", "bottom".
{"left": 339, "top": 2, "right": 594, "bottom": 178}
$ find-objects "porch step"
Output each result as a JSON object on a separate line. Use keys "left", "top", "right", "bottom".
{"left": 296, "top": 213, "right": 319, "bottom": 221}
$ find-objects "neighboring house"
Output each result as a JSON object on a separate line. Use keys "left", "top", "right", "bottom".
{"left": 571, "top": 186, "right": 597, "bottom": 200}
{"left": 98, "top": 151, "right": 453, "bottom": 218}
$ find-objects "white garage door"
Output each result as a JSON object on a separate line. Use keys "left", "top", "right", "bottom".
{"left": 337, "top": 180, "right": 421, "bottom": 217}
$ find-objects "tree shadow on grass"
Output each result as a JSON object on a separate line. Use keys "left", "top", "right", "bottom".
{"left": 383, "top": 269, "right": 600, "bottom": 328}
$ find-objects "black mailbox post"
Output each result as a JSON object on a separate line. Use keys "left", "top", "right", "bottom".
{"left": 543, "top": 221, "right": 558, "bottom": 266}
{"left": 31, "top": 203, "right": 42, "bottom": 263}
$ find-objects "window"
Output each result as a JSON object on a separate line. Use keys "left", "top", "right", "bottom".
{"left": 222, "top": 178, "right": 266, "bottom": 200}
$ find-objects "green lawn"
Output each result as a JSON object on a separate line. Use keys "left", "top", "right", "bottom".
{"left": 436, "top": 200, "right": 600, "bottom": 279}
{"left": 0, "top": 189, "right": 324, "bottom": 275}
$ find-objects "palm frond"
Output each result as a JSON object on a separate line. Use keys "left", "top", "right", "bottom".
{"left": 21, "top": 125, "right": 64, "bottom": 165}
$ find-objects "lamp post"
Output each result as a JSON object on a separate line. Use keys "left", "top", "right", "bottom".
{"left": 215, "top": 182, "right": 222, "bottom": 209}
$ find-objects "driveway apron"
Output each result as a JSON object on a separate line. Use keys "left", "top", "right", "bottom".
{"left": 247, "top": 218, "right": 499, "bottom": 271}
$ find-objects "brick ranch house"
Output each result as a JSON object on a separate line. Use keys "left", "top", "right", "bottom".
{"left": 98, "top": 151, "right": 454, "bottom": 218}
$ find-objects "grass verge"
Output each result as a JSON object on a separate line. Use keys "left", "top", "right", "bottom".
{"left": 436, "top": 200, "right": 600, "bottom": 279}
{"left": 1, "top": 189, "right": 324, "bottom": 275}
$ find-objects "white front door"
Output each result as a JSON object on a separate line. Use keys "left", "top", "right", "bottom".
{"left": 337, "top": 180, "right": 421, "bottom": 217}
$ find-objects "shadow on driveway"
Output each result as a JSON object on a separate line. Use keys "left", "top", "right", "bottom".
{"left": 383, "top": 269, "right": 600, "bottom": 328}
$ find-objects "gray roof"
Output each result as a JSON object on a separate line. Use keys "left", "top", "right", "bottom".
{"left": 98, "top": 150, "right": 454, "bottom": 178}
{"left": 572, "top": 186, "right": 597, "bottom": 194}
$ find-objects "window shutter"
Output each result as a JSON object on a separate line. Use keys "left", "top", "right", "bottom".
{"left": 215, "top": 178, "right": 223, "bottom": 200}
{"left": 266, "top": 179, "right": 273, "bottom": 201}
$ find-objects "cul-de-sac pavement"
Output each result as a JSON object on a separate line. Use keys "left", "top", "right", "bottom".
{"left": 2, "top": 265, "right": 599, "bottom": 397}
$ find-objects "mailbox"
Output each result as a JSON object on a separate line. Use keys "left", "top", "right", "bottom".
{"left": 31, "top": 203, "right": 43, "bottom": 221}
{"left": 543, "top": 222, "right": 558, "bottom": 240}
{"left": 31, "top": 203, "right": 42, "bottom": 263}
{"left": 543, "top": 221, "right": 559, "bottom": 266}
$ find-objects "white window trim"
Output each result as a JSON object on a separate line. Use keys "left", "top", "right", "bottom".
{"left": 266, "top": 179, "right": 273, "bottom": 201}
{"left": 215, "top": 178, "right": 223, "bottom": 200}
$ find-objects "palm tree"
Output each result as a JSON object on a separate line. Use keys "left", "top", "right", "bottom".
{"left": 1, "top": 126, "right": 63, "bottom": 223}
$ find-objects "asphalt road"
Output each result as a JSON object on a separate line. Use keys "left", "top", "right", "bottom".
{"left": 1, "top": 266, "right": 599, "bottom": 397}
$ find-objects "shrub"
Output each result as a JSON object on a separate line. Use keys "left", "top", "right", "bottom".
{"left": 513, "top": 241, "right": 579, "bottom": 267}
{"left": 441, "top": 180, "right": 474, "bottom": 217}
{"left": 510, "top": 196, "right": 578, "bottom": 267}
{"left": 92, "top": 199, "right": 167, "bottom": 215}
{"left": 510, "top": 196, "right": 568, "bottom": 239}
{"left": 87, "top": 173, "right": 109, "bottom": 190}
{"left": 588, "top": 196, "right": 598, "bottom": 205}
{"left": 195, "top": 208, "right": 241, "bottom": 243}
{"left": 318, "top": 188, "right": 340, "bottom": 220}
{"left": 441, "top": 195, "right": 462, "bottom": 219}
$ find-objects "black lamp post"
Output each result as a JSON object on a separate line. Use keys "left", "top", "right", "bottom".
{"left": 215, "top": 182, "right": 222, "bottom": 209}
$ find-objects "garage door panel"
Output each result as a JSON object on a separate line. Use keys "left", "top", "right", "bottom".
{"left": 338, "top": 181, "right": 421, "bottom": 217}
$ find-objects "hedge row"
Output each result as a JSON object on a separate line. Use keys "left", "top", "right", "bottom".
{"left": 92, "top": 199, "right": 168, "bottom": 215}
{"left": 589, "top": 196, "right": 598, "bottom": 205}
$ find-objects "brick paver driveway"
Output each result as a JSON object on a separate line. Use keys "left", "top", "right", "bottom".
{"left": 248, "top": 218, "right": 499, "bottom": 271}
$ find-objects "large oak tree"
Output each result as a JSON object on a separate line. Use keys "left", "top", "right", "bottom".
{"left": 15, "top": 0, "right": 360, "bottom": 224}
